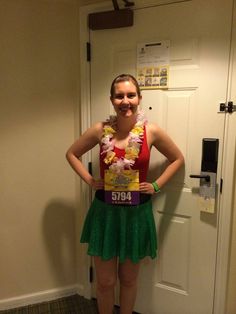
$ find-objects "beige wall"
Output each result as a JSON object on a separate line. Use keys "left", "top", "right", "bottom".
{"left": 0, "top": 0, "right": 79, "bottom": 303}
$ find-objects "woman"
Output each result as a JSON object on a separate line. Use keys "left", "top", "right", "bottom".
{"left": 66, "top": 74, "right": 184, "bottom": 314}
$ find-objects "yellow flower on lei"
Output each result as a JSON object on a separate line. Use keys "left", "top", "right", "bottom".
{"left": 103, "top": 126, "right": 116, "bottom": 136}
{"left": 125, "top": 146, "right": 140, "bottom": 160}
{"left": 104, "top": 151, "right": 116, "bottom": 165}
{"left": 131, "top": 126, "right": 144, "bottom": 136}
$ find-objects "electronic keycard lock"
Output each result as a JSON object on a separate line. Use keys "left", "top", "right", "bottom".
{"left": 190, "top": 138, "right": 219, "bottom": 213}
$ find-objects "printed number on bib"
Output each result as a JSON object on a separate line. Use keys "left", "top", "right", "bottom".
{"left": 104, "top": 170, "right": 140, "bottom": 205}
{"left": 111, "top": 191, "right": 132, "bottom": 202}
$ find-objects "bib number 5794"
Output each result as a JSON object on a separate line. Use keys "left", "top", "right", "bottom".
{"left": 112, "top": 191, "right": 132, "bottom": 201}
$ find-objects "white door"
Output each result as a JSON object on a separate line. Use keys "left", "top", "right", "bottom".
{"left": 88, "top": 0, "right": 233, "bottom": 313}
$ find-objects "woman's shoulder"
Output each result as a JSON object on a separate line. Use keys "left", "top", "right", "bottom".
{"left": 145, "top": 122, "right": 165, "bottom": 145}
{"left": 91, "top": 121, "right": 105, "bottom": 131}
{"left": 146, "top": 122, "right": 161, "bottom": 135}
{"left": 93, "top": 120, "right": 112, "bottom": 128}
{"left": 88, "top": 121, "right": 107, "bottom": 140}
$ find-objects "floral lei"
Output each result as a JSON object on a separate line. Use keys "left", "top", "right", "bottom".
{"left": 101, "top": 110, "right": 147, "bottom": 173}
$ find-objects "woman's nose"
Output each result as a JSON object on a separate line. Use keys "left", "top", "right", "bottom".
{"left": 122, "top": 95, "right": 129, "bottom": 103}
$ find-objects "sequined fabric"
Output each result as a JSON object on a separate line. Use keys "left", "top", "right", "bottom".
{"left": 80, "top": 196, "right": 157, "bottom": 263}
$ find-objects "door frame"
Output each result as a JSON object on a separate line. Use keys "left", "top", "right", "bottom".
{"left": 78, "top": 1, "right": 236, "bottom": 313}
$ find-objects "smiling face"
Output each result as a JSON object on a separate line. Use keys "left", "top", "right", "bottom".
{"left": 110, "top": 80, "right": 142, "bottom": 118}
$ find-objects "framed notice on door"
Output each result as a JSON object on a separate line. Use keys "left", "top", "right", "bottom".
{"left": 137, "top": 40, "right": 170, "bottom": 89}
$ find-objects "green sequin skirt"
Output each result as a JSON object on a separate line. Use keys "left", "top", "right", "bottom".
{"left": 80, "top": 192, "right": 158, "bottom": 264}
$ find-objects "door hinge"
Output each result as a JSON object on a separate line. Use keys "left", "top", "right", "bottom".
{"left": 220, "top": 178, "right": 223, "bottom": 193}
{"left": 89, "top": 266, "right": 94, "bottom": 283}
{"left": 218, "top": 101, "right": 236, "bottom": 113}
{"left": 88, "top": 162, "right": 92, "bottom": 175}
{"left": 86, "top": 42, "right": 91, "bottom": 62}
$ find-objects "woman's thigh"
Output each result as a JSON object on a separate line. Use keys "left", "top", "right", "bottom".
{"left": 94, "top": 256, "right": 118, "bottom": 287}
{"left": 118, "top": 259, "right": 140, "bottom": 285}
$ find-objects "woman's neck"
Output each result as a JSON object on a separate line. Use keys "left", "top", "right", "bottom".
{"left": 116, "top": 115, "right": 137, "bottom": 133}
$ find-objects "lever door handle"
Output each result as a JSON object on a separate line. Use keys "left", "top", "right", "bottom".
{"left": 189, "top": 174, "right": 210, "bottom": 182}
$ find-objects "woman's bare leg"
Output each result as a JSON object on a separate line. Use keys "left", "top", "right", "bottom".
{"left": 94, "top": 256, "right": 118, "bottom": 314}
{"left": 118, "top": 259, "right": 140, "bottom": 314}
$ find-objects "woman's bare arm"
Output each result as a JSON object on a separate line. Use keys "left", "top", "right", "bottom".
{"left": 139, "top": 123, "right": 184, "bottom": 194}
{"left": 66, "top": 122, "right": 104, "bottom": 189}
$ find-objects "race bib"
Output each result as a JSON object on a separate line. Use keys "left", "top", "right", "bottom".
{"left": 104, "top": 169, "right": 140, "bottom": 205}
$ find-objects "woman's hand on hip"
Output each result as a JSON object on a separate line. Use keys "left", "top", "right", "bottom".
{"left": 90, "top": 178, "right": 104, "bottom": 190}
{"left": 139, "top": 182, "right": 155, "bottom": 194}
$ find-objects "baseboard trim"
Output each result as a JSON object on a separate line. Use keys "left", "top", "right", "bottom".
{"left": 0, "top": 284, "right": 84, "bottom": 311}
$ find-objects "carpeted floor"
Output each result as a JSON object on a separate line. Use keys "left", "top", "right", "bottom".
{"left": 0, "top": 295, "right": 99, "bottom": 314}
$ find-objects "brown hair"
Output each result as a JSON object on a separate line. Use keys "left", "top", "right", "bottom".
{"left": 110, "top": 74, "right": 141, "bottom": 98}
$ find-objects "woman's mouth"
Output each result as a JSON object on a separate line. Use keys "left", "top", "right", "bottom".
{"left": 119, "top": 105, "right": 135, "bottom": 112}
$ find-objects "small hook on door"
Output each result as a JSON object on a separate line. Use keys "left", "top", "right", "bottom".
{"left": 112, "top": 0, "right": 120, "bottom": 10}
{"left": 112, "top": 0, "right": 135, "bottom": 10}
{"left": 123, "top": 0, "right": 135, "bottom": 7}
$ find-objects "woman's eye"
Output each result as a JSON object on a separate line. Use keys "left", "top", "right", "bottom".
{"left": 128, "top": 93, "right": 137, "bottom": 98}
{"left": 115, "top": 94, "right": 124, "bottom": 99}
{"left": 114, "top": 93, "right": 137, "bottom": 99}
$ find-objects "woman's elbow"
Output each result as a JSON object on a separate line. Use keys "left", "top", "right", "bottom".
{"left": 179, "top": 154, "right": 185, "bottom": 167}
{"left": 65, "top": 149, "right": 72, "bottom": 163}
{"left": 65, "top": 149, "right": 80, "bottom": 163}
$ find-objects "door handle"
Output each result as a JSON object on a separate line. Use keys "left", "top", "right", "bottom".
{"left": 189, "top": 174, "right": 210, "bottom": 182}
{"left": 189, "top": 171, "right": 217, "bottom": 214}
{"left": 189, "top": 138, "right": 219, "bottom": 213}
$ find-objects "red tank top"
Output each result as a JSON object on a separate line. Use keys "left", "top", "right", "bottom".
{"left": 100, "top": 126, "right": 150, "bottom": 182}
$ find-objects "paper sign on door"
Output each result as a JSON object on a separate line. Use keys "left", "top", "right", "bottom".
{"left": 137, "top": 40, "right": 170, "bottom": 89}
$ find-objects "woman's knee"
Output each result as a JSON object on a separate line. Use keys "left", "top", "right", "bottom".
{"left": 94, "top": 257, "right": 117, "bottom": 292}
{"left": 118, "top": 263, "right": 140, "bottom": 288}
{"left": 97, "top": 275, "right": 117, "bottom": 292}
{"left": 119, "top": 274, "right": 138, "bottom": 288}
{"left": 118, "top": 262, "right": 139, "bottom": 287}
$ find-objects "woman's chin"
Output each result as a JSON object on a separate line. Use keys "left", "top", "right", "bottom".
{"left": 119, "top": 109, "right": 137, "bottom": 118}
